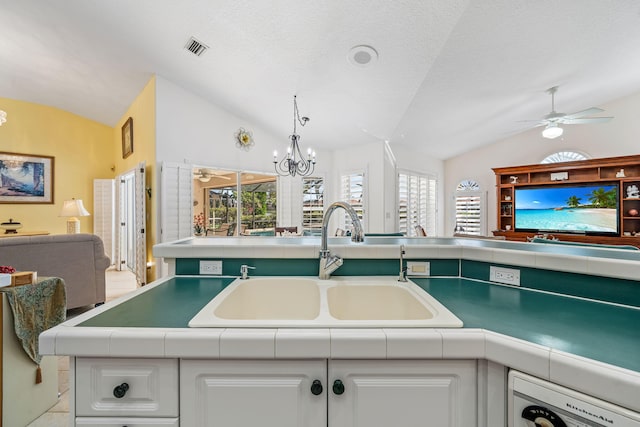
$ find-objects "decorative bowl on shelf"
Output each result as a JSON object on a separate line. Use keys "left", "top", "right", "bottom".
{"left": 0, "top": 219, "right": 23, "bottom": 234}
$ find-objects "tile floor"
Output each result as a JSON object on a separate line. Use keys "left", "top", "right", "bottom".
{"left": 27, "top": 268, "right": 138, "bottom": 427}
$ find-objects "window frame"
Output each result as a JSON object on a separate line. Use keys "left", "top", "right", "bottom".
{"left": 340, "top": 170, "right": 367, "bottom": 233}
{"left": 454, "top": 179, "right": 485, "bottom": 236}
{"left": 397, "top": 169, "right": 437, "bottom": 237}
{"left": 301, "top": 176, "right": 325, "bottom": 235}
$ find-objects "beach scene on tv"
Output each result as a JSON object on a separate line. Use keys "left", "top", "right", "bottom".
{"left": 515, "top": 184, "right": 618, "bottom": 233}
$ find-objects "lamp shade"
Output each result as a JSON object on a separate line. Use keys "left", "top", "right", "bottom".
{"left": 542, "top": 123, "right": 563, "bottom": 139}
{"left": 60, "top": 199, "right": 90, "bottom": 234}
{"left": 60, "top": 199, "right": 90, "bottom": 217}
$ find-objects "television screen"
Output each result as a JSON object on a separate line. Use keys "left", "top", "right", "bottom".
{"left": 514, "top": 183, "right": 619, "bottom": 235}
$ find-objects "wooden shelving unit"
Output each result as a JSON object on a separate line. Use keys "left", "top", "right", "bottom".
{"left": 492, "top": 154, "right": 640, "bottom": 247}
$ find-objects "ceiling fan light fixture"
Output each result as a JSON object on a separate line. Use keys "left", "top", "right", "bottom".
{"left": 198, "top": 175, "right": 211, "bottom": 183}
{"left": 542, "top": 123, "right": 563, "bottom": 139}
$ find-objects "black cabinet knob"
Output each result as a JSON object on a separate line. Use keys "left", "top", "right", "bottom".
{"left": 310, "top": 379, "right": 323, "bottom": 395}
{"left": 332, "top": 379, "right": 345, "bottom": 395}
{"left": 113, "top": 382, "right": 129, "bottom": 398}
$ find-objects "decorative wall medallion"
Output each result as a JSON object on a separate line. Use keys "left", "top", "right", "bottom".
{"left": 234, "top": 127, "right": 254, "bottom": 151}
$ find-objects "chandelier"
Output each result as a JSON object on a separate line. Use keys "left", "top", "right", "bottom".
{"left": 273, "top": 95, "right": 316, "bottom": 177}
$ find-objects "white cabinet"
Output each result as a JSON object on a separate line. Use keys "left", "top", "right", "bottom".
{"left": 180, "top": 359, "right": 477, "bottom": 427}
{"left": 75, "top": 357, "right": 179, "bottom": 423}
{"left": 180, "top": 359, "right": 327, "bottom": 427}
{"left": 329, "top": 360, "right": 477, "bottom": 427}
{"left": 75, "top": 418, "right": 179, "bottom": 426}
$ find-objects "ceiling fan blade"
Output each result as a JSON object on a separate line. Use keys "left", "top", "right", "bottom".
{"left": 562, "top": 116, "right": 613, "bottom": 124}
{"left": 517, "top": 119, "right": 548, "bottom": 127}
{"left": 562, "top": 107, "right": 604, "bottom": 120}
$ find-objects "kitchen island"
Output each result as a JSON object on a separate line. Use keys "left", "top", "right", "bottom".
{"left": 40, "top": 236, "right": 640, "bottom": 426}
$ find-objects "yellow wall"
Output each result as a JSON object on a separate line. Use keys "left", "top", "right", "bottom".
{"left": 0, "top": 98, "right": 113, "bottom": 234}
{"left": 113, "top": 77, "right": 157, "bottom": 282}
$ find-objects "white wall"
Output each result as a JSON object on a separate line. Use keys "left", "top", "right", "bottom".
{"left": 330, "top": 141, "right": 387, "bottom": 232}
{"left": 154, "top": 73, "right": 449, "bottom": 237}
{"left": 154, "top": 76, "right": 333, "bottom": 233}
{"left": 392, "top": 144, "right": 445, "bottom": 235}
{"left": 444, "top": 89, "right": 640, "bottom": 235}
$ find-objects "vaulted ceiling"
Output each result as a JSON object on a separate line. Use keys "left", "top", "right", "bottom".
{"left": 2, "top": 0, "right": 640, "bottom": 159}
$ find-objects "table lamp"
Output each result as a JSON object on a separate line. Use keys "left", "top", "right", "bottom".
{"left": 60, "top": 199, "right": 90, "bottom": 234}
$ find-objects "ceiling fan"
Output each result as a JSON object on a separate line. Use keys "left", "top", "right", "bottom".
{"left": 193, "top": 169, "right": 231, "bottom": 183}
{"left": 529, "top": 86, "right": 614, "bottom": 139}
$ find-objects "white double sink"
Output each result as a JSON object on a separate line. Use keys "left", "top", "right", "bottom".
{"left": 189, "top": 276, "right": 463, "bottom": 328}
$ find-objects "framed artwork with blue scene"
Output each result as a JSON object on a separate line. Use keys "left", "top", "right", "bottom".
{"left": 0, "top": 151, "right": 54, "bottom": 204}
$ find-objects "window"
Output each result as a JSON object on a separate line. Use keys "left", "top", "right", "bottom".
{"left": 541, "top": 151, "right": 589, "bottom": 164}
{"left": 302, "top": 177, "right": 324, "bottom": 235}
{"left": 455, "top": 179, "right": 484, "bottom": 235}
{"left": 340, "top": 172, "right": 365, "bottom": 232}
{"left": 398, "top": 171, "right": 437, "bottom": 236}
{"left": 197, "top": 169, "right": 277, "bottom": 236}
{"left": 240, "top": 175, "right": 277, "bottom": 233}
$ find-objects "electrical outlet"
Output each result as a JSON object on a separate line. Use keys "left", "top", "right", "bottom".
{"left": 199, "top": 260, "right": 223, "bottom": 275}
{"left": 489, "top": 266, "right": 520, "bottom": 286}
{"left": 407, "top": 261, "right": 430, "bottom": 276}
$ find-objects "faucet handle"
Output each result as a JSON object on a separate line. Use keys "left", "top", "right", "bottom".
{"left": 240, "top": 264, "right": 255, "bottom": 279}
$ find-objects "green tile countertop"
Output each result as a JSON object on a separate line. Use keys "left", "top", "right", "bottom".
{"left": 78, "top": 275, "right": 640, "bottom": 372}
{"left": 80, "top": 277, "right": 235, "bottom": 328}
{"left": 412, "top": 278, "right": 640, "bottom": 372}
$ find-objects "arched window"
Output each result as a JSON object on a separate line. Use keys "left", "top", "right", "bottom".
{"left": 541, "top": 151, "right": 589, "bottom": 164}
{"left": 455, "top": 180, "right": 485, "bottom": 235}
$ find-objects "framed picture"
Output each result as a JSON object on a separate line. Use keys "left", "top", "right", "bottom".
{"left": 0, "top": 151, "right": 54, "bottom": 204}
{"left": 121, "top": 117, "right": 133, "bottom": 159}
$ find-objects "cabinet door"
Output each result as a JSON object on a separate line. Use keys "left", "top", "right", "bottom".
{"left": 329, "top": 360, "right": 477, "bottom": 427}
{"left": 180, "top": 359, "right": 327, "bottom": 427}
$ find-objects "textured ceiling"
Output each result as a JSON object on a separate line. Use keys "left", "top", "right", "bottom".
{"left": 1, "top": 0, "right": 640, "bottom": 159}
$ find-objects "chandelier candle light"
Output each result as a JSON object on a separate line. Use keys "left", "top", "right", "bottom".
{"left": 274, "top": 95, "right": 316, "bottom": 177}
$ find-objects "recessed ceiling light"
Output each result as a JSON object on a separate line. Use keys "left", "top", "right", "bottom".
{"left": 348, "top": 45, "right": 378, "bottom": 67}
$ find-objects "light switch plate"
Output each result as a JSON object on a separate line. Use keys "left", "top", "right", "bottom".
{"left": 407, "top": 261, "right": 430, "bottom": 276}
{"left": 199, "top": 260, "right": 223, "bottom": 275}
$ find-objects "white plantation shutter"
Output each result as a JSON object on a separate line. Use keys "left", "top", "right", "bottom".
{"left": 93, "top": 179, "right": 115, "bottom": 263}
{"left": 455, "top": 180, "right": 485, "bottom": 235}
{"left": 426, "top": 177, "right": 437, "bottom": 234}
{"left": 161, "top": 162, "right": 193, "bottom": 242}
{"left": 302, "top": 177, "right": 324, "bottom": 234}
{"left": 398, "top": 171, "right": 437, "bottom": 236}
{"left": 134, "top": 162, "right": 147, "bottom": 286}
{"left": 340, "top": 172, "right": 365, "bottom": 232}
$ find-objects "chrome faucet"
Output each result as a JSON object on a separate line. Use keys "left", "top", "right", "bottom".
{"left": 398, "top": 245, "right": 407, "bottom": 282}
{"left": 319, "top": 201, "right": 364, "bottom": 279}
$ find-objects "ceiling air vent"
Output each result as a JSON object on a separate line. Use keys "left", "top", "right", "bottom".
{"left": 184, "top": 37, "right": 209, "bottom": 57}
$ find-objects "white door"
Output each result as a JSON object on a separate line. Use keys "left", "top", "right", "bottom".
{"left": 180, "top": 359, "right": 327, "bottom": 427}
{"left": 329, "top": 360, "right": 477, "bottom": 427}
{"left": 115, "top": 162, "right": 146, "bottom": 285}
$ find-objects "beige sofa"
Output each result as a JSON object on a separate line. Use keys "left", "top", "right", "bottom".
{"left": 0, "top": 233, "right": 111, "bottom": 309}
